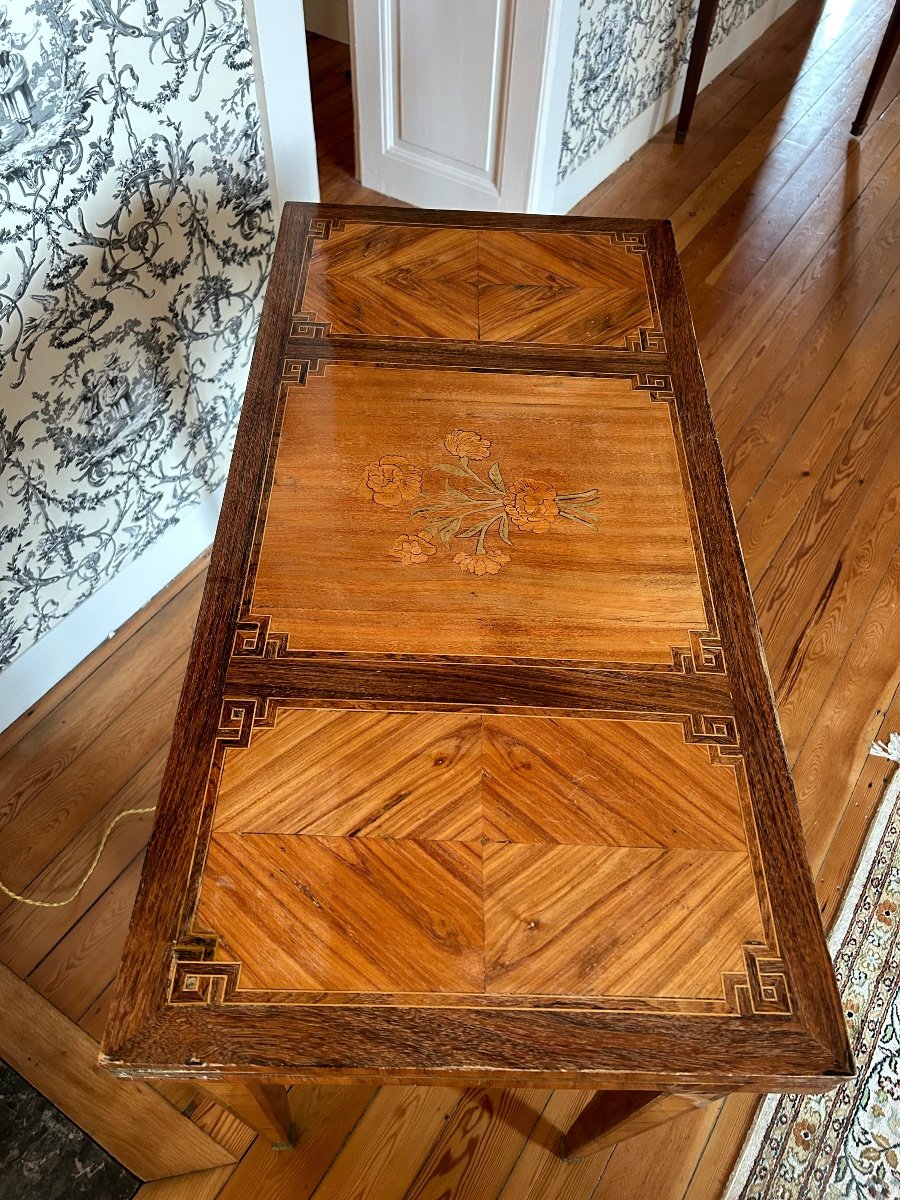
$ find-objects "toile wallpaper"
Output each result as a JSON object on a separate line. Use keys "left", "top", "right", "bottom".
{"left": 0, "top": 0, "right": 273, "bottom": 671}
{"left": 559, "top": 0, "right": 769, "bottom": 180}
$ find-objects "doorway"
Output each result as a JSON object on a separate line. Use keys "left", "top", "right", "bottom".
{"left": 305, "top": 4, "right": 399, "bottom": 206}
{"left": 248, "top": 0, "right": 574, "bottom": 217}
{"left": 307, "top": 33, "right": 355, "bottom": 202}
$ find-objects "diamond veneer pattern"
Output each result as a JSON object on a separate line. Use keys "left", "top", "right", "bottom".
{"left": 300, "top": 224, "right": 655, "bottom": 348}
{"left": 197, "top": 709, "right": 764, "bottom": 999}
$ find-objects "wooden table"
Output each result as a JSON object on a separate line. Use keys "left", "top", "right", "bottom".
{"left": 102, "top": 204, "right": 853, "bottom": 1158}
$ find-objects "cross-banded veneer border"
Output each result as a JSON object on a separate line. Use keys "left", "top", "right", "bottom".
{"left": 100, "top": 205, "right": 851, "bottom": 1089}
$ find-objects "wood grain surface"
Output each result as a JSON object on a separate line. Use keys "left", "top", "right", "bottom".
{"left": 298, "top": 222, "right": 658, "bottom": 349}
{"left": 250, "top": 366, "right": 703, "bottom": 662}
{"left": 0, "top": 963, "right": 235, "bottom": 1180}
{"left": 198, "top": 711, "right": 758, "bottom": 1003}
{"left": 101, "top": 203, "right": 851, "bottom": 1096}
{"left": 0, "top": 11, "right": 888, "bottom": 1195}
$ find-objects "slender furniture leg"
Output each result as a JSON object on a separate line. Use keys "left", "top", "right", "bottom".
{"left": 675, "top": 0, "right": 720, "bottom": 143}
{"left": 851, "top": 0, "right": 900, "bottom": 136}
{"left": 196, "top": 1082, "right": 295, "bottom": 1148}
{"left": 561, "top": 1090, "right": 721, "bottom": 1159}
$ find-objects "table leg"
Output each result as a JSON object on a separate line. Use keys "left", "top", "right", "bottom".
{"left": 196, "top": 1082, "right": 295, "bottom": 1148}
{"left": 675, "top": 0, "right": 720, "bottom": 143}
{"left": 851, "top": 0, "right": 900, "bottom": 136}
{"left": 560, "top": 1090, "right": 720, "bottom": 1159}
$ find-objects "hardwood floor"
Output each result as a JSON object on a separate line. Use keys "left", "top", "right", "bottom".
{"left": 2, "top": 2, "right": 898, "bottom": 1195}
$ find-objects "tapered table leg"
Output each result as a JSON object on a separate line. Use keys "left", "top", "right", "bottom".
{"left": 851, "top": 0, "right": 900, "bottom": 136}
{"left": 561, "top": 1090, "right": 720, "bottom": 1159}
{"left": 675, "top": 0, "right": 720, "bottom": 143}
{"left": 196, "top": 1082, "right": 295, "bottom": 1147}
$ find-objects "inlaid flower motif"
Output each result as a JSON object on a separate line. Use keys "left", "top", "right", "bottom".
{"left": 453, "top": 549, "right": 510, "bottom": 576}
{"left": 445, "top": 429, "right": 492, "bottom": 460}
{"left": 504, "top": 478, "right": 560, "bottom": 533}
{"left": 363, "top": 455, "right": 423, "bottom": 508}
{"left": 389, "top": 532, "right": 436, "bottom": 565}
{"left": 361, "top": 429, "right": 600, "bottom": 576}
{"left": 876, "top": 901, "right": 896, "bottom": 925}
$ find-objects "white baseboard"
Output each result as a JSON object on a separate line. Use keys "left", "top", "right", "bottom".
{"left": 554, "top": 0, "right": 799, "bottom": 214}
{"left": 0, "top": 485, "right": 224, "bottom": 734}
{"left": 304, "top": 0, "right": 350, "bottom": 44}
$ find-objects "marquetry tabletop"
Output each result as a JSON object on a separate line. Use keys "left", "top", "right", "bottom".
{"left": 103, "top": 204, "right": 851, "bottom": 1147}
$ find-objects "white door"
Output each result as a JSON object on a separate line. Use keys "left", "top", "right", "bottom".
{"left": 350, "top": 0, "right": 579, "bottom": 212}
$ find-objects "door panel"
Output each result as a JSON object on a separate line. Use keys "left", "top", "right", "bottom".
{"left": 352, "top": 0, "right": 576, "bottom": 211}
{"left": 397, "top": 0, "right": 507, "bottom": 176}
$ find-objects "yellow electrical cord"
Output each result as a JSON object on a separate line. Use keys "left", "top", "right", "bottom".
{"left": 0, "top": 807, "right": 155, "bottom": 908}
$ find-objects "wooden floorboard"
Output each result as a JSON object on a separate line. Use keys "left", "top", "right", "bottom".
{"left": 307, "top": 33, "right": 408, "bottom": 208}
{"left": 134, "top": 1168, "right": 237, "bottom": 1200}
{"left": 0, "top": 962, "right": 235, "bottom": 1181}
{"left": 1, "top": 3, "right": 898, "bottom": 1195}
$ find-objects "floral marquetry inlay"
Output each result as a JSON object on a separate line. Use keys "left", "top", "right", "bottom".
{"left": 360, "top": 429, "right": 601, "bottom": 577}
{"left": 247, "top": 363, "right": 709, "bottom": 661}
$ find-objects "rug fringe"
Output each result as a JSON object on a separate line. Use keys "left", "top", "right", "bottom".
{"left": 871, "top": 731, "right": 900, "bottom": 762}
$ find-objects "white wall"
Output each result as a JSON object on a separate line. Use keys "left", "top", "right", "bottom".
{"left": 0, "top": 487, "right": 222, "bottom": 732}
{"left": 244, "top": 0, "right": 320, "bottom": 224}
{"left": 305, "top": 0, "right": 350, "bottom": 43}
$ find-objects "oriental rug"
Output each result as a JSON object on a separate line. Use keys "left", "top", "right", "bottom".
{"left": 724, "top": 738, "right": 900, "bottom": 1200}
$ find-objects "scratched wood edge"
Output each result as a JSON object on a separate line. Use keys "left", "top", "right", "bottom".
{"left": 100, "top": 206, "right": 312, "bottom": 1063}
{"left": 106, "top": 1005, "right": 840, "bottom": 1087}
{"left": 644, "top": 220, "right": 852, "bottom": 1076}
{"left": 101, "top": 205, "right": 852, "bottom": 1090}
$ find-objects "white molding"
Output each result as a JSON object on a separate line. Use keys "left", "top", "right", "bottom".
{"left": 0, "top": 486, "right": 223, "bottom": 734}
{"left": 304, "top": 0, "right": 350, "bottom": 43}
{"left": 243, "top": 0, "right": 320, "bottom": 225}
{"left": 525, "top": 0, "right": 581, "bottom": 212}
{"left": 499, "top": 0, "right": 574, "bottom": 211}
{"left": 553, "top": 0, "right": 799, "bottom": 215}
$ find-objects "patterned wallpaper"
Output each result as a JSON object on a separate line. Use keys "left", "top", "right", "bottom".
{"left": 559, "top": 0, "right": 769, "bottom": 180}
{"left": 0, "top": 0, "right": 273, "bottom": 671}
